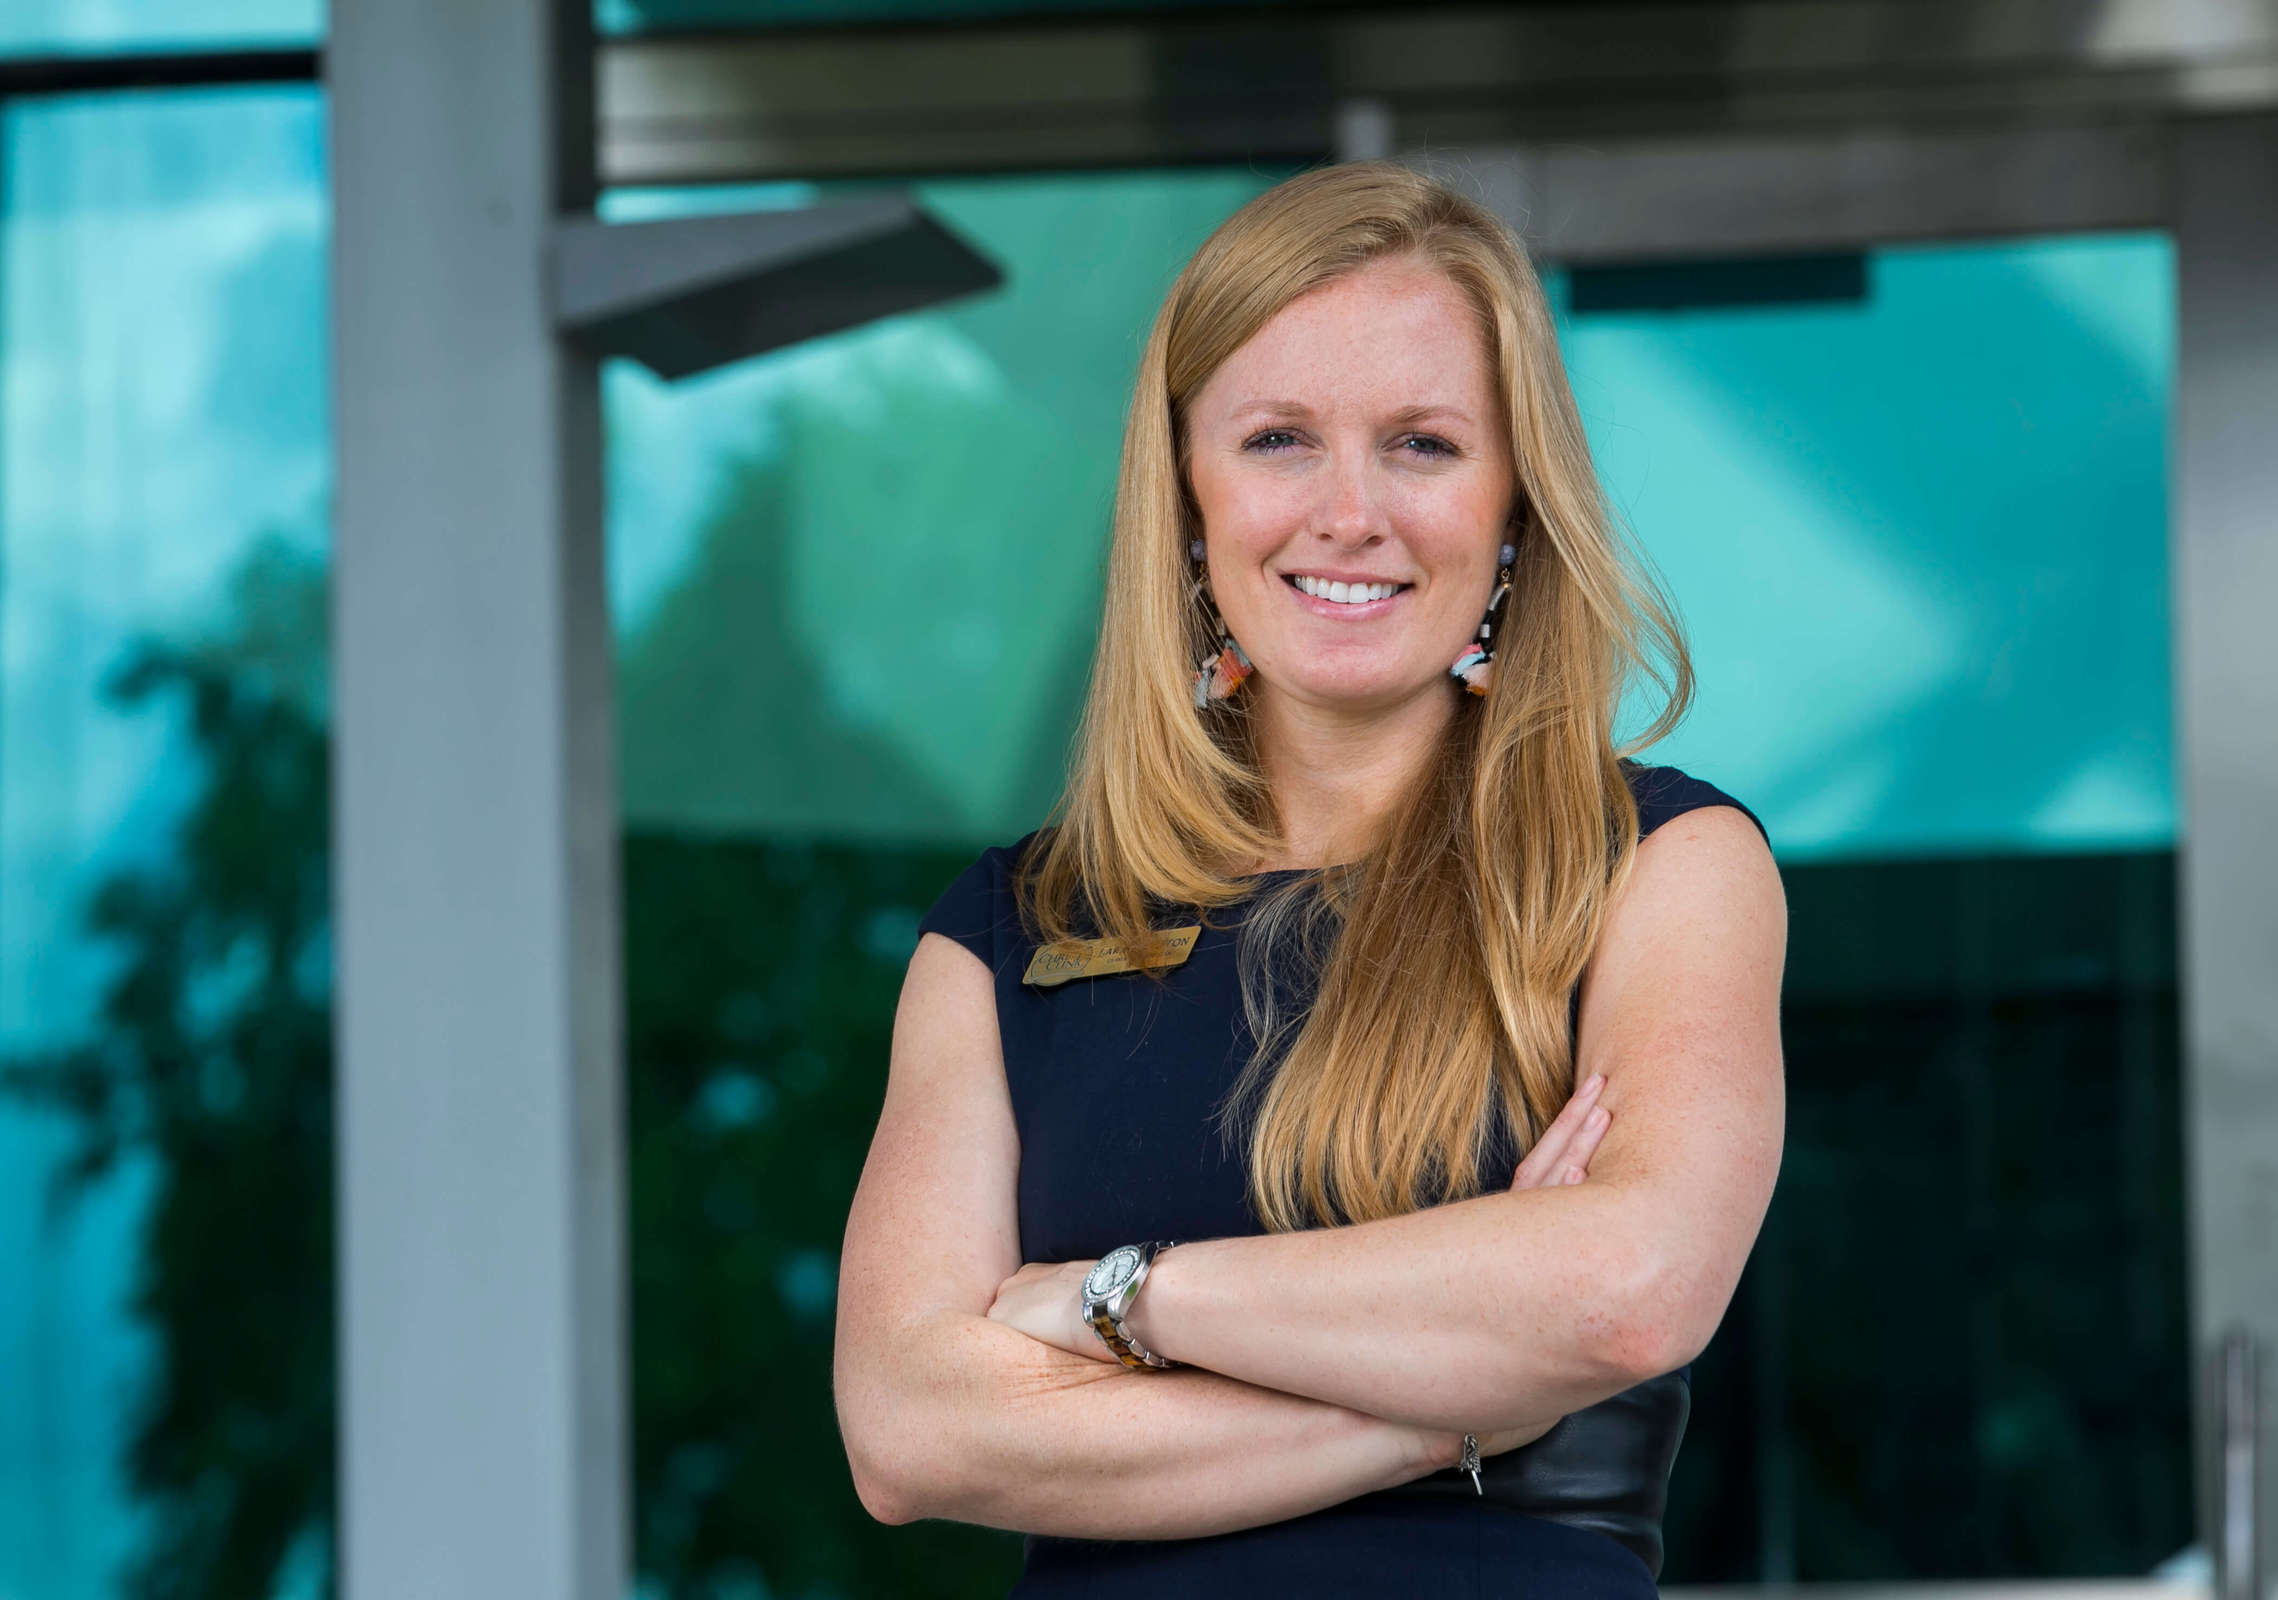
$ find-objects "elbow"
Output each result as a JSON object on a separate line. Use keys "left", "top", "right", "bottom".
{"left": 835, "top": 1356, "right": 944, "bottom": 1527}
{"left": 844, "top": 1416, "right": 942, "bottom": 1526}
{"left": 1599, "top": 1312, "right": 1697, "bottom": 1388}
{"left": 1594, "top": 1247, "right": 1725, "bottom": 1386}
{"left": 850, "top": 1455, "right": 919, "bottom": 1527}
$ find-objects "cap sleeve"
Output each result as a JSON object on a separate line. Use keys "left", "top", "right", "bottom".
{"left": 914, "top": 829, "right": 1045, "bottom": 977}
{"left": 1621, "top": 759, "right": 1771, "bottom": 850}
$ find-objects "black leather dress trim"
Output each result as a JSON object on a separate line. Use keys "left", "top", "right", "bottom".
{"left": 1377, "top": 1370, "right": 1690, "bottom": 1579}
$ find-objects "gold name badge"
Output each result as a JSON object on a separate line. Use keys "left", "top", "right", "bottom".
{"left": 1021, "top": 926, "right": 1202, "bottom": 988}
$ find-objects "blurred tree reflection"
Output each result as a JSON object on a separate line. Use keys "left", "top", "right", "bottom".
{"left": 625, "top": 831, "right": 1021, "bottom": 1597}
{"left": 0, "top": 531, "right": 335, "bottom": 1600}
{"left": 618, "top": 442, "right": 1025, "bottom": 1595}
{"left": 0, "top": 491, "right": 1028, "bottom": 1596}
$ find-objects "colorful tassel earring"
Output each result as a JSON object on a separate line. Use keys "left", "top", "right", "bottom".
{"left": 1189, "top": 537, "right": 1254, "bottom": 707}
{"left": 1450, "top": 540, "right": 1518, "bottom": 696}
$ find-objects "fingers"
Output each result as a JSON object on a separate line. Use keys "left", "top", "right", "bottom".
{"left": 1509, "top": 1072, "right": 1607, "bottom": 1190}
{"left": 1558, "top": 1099, "right": 1612, "bottom": 1184}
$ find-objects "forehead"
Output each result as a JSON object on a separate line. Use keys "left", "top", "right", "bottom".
{"left": 1196, "top": 257, "right": 1495, "bottom": 421}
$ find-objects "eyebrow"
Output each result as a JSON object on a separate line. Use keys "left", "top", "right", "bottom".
{"left": 1229, "top": 400, "right": 1478, "bottom": 429}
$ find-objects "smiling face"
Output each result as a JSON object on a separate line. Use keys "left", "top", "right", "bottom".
{"left": 1182, "top": 253, "right": 1519, "bottom": 720}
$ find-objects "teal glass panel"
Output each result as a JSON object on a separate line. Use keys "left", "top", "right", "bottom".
{"left": 0, "top": 85, "right": 332, "bottom": 1600}
{"left": 0, "top": 0, "right": 318, "bottom": 56}
{"left": 1570, "top": 233, "right": 2175, "bottom": 862}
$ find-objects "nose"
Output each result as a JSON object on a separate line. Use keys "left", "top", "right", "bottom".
{"left": 1314, "top": 448, "right": 1388, "bottom": 548}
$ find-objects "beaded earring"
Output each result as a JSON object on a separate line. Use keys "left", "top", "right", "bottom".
{"left": 1450, "top": 539, "right": 1518, "bottom": 696}
{"left": 1189, "top": 536, "right": 1254, "bottom": 707}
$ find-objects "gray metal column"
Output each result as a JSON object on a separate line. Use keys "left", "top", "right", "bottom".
{"left": 329, "top": 0, "right": 624, "bottom": 1595}
{"left": 2172, "top": 110, "right": 2278, "bottom": 1599}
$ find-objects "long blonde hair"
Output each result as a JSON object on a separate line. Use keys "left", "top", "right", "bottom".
{"left": 1018, "top": 161, "right": 1693, "bottom": 1232}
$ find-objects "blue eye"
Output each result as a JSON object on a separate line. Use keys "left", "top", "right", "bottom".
{"left": 1244, "top": 429, "right": 1300, "bottom": 453}
{"left": 1403, "top": 435, "right": 1458, "bottom": 458}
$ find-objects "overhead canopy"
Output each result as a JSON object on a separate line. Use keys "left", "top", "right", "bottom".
{"left": 552, "top": 195, "right": 1002, "bottom": 380}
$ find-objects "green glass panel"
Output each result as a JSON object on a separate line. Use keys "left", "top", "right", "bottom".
{"left": 606, "top": 169, "right": 1294, "bottom": 848}
{"left": 1666, "top": 851, "right": 2190, "bottom": 1582}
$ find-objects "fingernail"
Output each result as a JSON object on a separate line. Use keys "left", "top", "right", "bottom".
{"left": 1586, "top": 1073, "right": 1606, "bottom": 1092}
{"left": 1588, "top": 1106, "right": 1608, "bottom": 1127}
{"left": 1564, "top": 1166, "right": 1585, "bottom": 1184}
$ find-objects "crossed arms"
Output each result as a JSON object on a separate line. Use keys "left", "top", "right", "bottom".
{"left": 830, "top": 804, "right": 1786, "bottom": 1540}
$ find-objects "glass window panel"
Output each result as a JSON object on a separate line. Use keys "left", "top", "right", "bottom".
{"left": 0, "top": 0, "right": 318, "bottom": 57}
{"left": 0, "top": 84, "right": 331, "bottom": 1600}
{"left": 1575, "top": 233, "right": 2176, "bottom": 861}
{"left": 1665, "top": 849, "right": 2190, "bottom": 1583}
{"left": 605, "top": 169, "right": 1291, "bottom": 848}
{"left": 607, "top": 174, "right": 2189, "bottom": 1590}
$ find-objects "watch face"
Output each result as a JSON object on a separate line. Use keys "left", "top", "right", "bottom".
{"left": 1084, "top": 1245, "right": 1141, "bottom": 1301}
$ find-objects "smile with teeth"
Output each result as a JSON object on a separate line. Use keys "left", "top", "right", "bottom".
{"left": 1287, "top": 574, "right": 1409, "bottom": 605}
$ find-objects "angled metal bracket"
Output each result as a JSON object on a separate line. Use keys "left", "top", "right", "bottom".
{"left": 549, "top": 194, "right": 1002, "bottom": 381}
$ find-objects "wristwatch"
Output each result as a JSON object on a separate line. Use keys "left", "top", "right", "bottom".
{"left": 1080, "top": 1239, "right": 1182, "bottom": 1369}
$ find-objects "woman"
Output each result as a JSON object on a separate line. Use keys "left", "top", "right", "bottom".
{"left": 833, "top": 161, "right": 1785, "bottom": 1596}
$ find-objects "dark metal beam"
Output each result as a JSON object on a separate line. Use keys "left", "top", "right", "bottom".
{"left": 0, "top": 46, "right": 318, "bottom": 97}
{"left": 1411, "top": 119, "right": 2169, "bottom": 265}
{"left": 552, "top": 194, "right": 1001, "bottom": 379}
{"left": 596, "top": 0, "right": 2278, "bottom": 187}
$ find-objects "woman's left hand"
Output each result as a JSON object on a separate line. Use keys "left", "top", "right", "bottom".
{"left": 1510, "top": 1071, "right": 1612, "bottom": 1190}
{"left": 986, "top": 1258, "right": 1122, "bottom": 1363}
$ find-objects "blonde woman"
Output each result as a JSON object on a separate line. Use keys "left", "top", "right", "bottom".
{"left": 833, "top": 162, "right": 1786, "bottom": 1596}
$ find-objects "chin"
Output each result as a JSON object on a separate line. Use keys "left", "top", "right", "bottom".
{"left": 1276, "top": 666, "right": 1440, "bottom": 711}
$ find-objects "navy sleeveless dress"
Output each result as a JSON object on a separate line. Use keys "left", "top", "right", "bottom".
{"left": 914, "top": 761, "right": 1769, "bottom": 1597}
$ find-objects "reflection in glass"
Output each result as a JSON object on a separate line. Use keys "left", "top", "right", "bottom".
{"left": 0, "top": 86, "right": 331, "bottom": 1599}
{"left": 608, "top": 180, "right": 2188, "bottom": 1590}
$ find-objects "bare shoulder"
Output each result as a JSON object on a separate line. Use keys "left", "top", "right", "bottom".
{"left": 1604, "top": 803, "right": 1785, "bottom": 986}
{"left": 839, "top": 931, "right": 1024, "bottom": 1331}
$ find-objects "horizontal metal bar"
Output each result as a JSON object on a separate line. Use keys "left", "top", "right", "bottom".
{"left": 550, "top": 195, "right": 1001, "bottom": 379}
{"left": 1414, "top": 118, "right": 2169, "bottom": 265}
{"left": 0, "top": 46, "right": 318, "bottom": 98}
{"left": 596, "top": 0, "right": 2278, "bottom": 186}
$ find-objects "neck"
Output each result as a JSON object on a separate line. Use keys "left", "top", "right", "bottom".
{"left": 1248, "top": 680, "right": 1455, "bottom": 871}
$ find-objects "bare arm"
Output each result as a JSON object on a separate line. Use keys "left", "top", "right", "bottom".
{"left": 1117, "top": 805, "right": 1788, "bottom": 1433}
{"left": 832, "top": 930, "right": 1466, "bottom": 1538}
